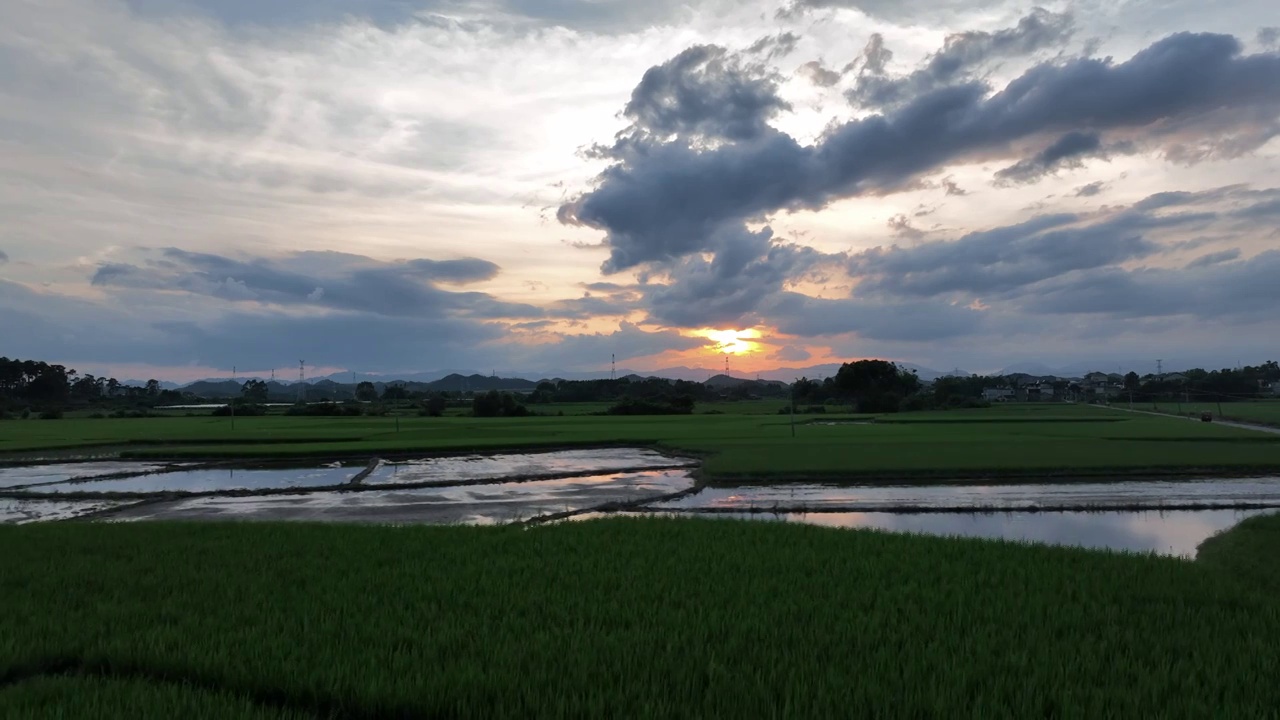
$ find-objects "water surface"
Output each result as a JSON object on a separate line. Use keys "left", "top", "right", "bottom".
{"left": 0, "top": 497, "right": 130, "bottom": 524}
{"left": 109, "top": 469, "right": 693, "bottom": 524}
{"left": 363, "top": 448, "right": 693, "bottom": 486}
{"left": 31, "top": 466, "right": 359, "bottom": 494}
{"left": 569, "top": 508, "right": 1273, "bottom": 558}
{"left": 0, "top": 462, "right": 176, "bottom": 489}
{"left": 649, "top": 477, "right": 1280, "bottom": 512}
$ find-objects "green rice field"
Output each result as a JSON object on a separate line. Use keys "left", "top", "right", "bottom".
{"left": 1147, "top": 400, "right": 1280, "bottom": 426}
{"left": 4, "top": 403, "right": 1280, "bottom": 481}
{"left": 2, "top": 516, "right": 1278, "bottom": 717}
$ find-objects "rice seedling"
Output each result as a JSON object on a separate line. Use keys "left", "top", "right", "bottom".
{"left": 2, "top": 517, "right": 1278, "bottom": 717}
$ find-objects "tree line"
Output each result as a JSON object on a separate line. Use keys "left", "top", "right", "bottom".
{"left": 0, "top": 357, "right": 176, "bottom": 413}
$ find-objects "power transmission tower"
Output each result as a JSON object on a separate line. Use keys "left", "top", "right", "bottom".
{"left": 611, "top": 354, "right": 615, "bottom": 381}
{"left": 298, "top": 360, "right": 306, "bottom": 403}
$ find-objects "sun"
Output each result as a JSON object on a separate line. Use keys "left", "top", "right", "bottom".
{"left": 703, "top": 328, "right": 762, "bottom": 355}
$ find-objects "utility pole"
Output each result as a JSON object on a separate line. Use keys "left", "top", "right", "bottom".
{"left": 790, "top": 379, "right": 797, "bottom": 438}
{"left": 298, "top": 360, "right": 306, "bottom": 403}
{"left": 230, "top": 366, "right": 236, "bottom": 430}
{"left": 611, "top": 353, "right": 615, "bottom": 381}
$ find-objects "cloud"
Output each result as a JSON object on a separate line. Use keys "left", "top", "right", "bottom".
{"left": 0, "top": 249, "right": 8, "bottom": 264}
{"left": 770, "top": 344, "right": 812, "bottom": 362}
{"left": 1259, "top": 27, "right": 1279, "bottom": 48}
{"left": 798, "top": 61, "right": 841, "bottom": 88}
{"left": 518, "top": 321, "right": 705, "bottom": 368}
{"left": 612, "top": 44, "right": 791, "bottom": 146}
{"left": 637, "top": 228, "right": 845, "bottom": 328}
{"left": 89, "top": 248, "right": 537, "bottom": 319}
{"left": 125, "top": 0, "right": 712, "bottom": 33}
{"left": 746, "top": 32, "right": 800, "bottom": 61}
{"left": 1073, "top": 181, "right": 1109, "bottom": 197}
{"left": 1185, "top": 248, "right": 1242, "bottom": 268}
{"left": 562, "top": 33, "right": 1280, "bottom": 274}
{"left": 766, "top": 293, "right": 990, "bottom": 341}
{"left": 1027, "top": 250, "right": 1280, "bottom": 320}
{"left": 778, "top": 0, "right": 983, "bottom": 23}
{"left": 850, "top": 9, "right": 1075, "bottom": 107}
{"left": 941, "top": 176, "right": 968, "bottom": 196}
{"left": 993, "top": 131, "right": 1117, "bottom": 185}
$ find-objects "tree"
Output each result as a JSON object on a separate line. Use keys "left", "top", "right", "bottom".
{"left": 242, "top": 379, "right": 269, "bottom": 402}
{"left": 355, "top": 381, "right": 378, "bottom": 402}
{"left": 423, "top": 395, "right": 447, "bottom": 417}
{"left": 832, "top": 360, "right": 921, "bottom": 413}
{"left": 145, "top": 379, "right": 160, "bottom": 397}
{"left": 381, "top": 384, "right": 410, "bottom": 401}
{"left": 1124, "top": 372, "right": 1141, "bottom": 391}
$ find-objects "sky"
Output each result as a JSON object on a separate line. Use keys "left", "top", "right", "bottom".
{"left": 1, "top": 0, "right": 1278, "bottom": 381}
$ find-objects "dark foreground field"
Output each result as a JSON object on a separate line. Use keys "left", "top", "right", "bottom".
{"left": 3, "top": 516, "right": 1278, "bottom": 718}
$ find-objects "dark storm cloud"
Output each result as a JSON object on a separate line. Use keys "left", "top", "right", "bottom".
{"left": 994, "top": 131, "right": 1117, "bottom": 185}
{"left": 1026, "top": 250, "right": 1280, "bottom": 320}
{"left": 638, "top": 229, "right": 844, "bottom": 328}
{"left": 91, "top": 248, "right": 541, "bottom": 320}
{"left": 1259, "top": 27, "right": 1279, "bottom": 47}
{"left": 848, "top": 201, "right": 1220, "bottom": 298}
{"left": 615, "top": 45, "right": 791, "bottom": 145}
{"left": 562, "top": 33, "right": 1280, "bottom": 274}
{"left": 850, "top": 9, "right": 1074, "bottom": 107}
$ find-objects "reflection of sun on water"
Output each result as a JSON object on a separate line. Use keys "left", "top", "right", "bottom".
{"left": 703, "top": 329, "right": 762, "bottom": 355}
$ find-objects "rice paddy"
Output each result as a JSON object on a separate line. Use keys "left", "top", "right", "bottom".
{"left": 2, "top": 517, "right": 1278, "bottom": 717}
{"left": 5, "top": 403, "right": 1280, "bottom": 481}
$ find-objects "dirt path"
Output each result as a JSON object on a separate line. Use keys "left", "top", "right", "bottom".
{"left": 1104, "top": 405, "right": 1280, "bottom": 435}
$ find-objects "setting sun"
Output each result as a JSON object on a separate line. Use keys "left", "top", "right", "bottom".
{"left": 703, "top": 328, "right": 762, "bottom": 355}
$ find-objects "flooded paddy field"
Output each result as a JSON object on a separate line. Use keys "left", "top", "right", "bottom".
{"left": 362, "top": 448, "right": 696, "bottom": 485}
{"left": 30, "top": 465, "right": 362, "bottom": 495}
{"left": 573, "top": 508, "right": 1272, "bottom": 558}
{"left": 108, "top": 469, "right": 693, "bottom": 525}
{"left": 0, "top": 497, "right": 131, "bottom": 524}
{"left": 0, "top": 462, "right": 180, "bottom": 489}
{"left": 648, "top": 476, "right": 1280, "bottom": 513}
{"left": 4, "top": 446, "right": 1280, "bottom": 559}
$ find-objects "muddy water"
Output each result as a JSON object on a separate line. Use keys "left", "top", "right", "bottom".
{"left": 107, "top": 469, "right": 694, "bottom": 525}
{"left": 0, "top": 462, "right": 177, "bottom": 489}
{"left": 363, "top": 448, "right": 694, "bottom": 486}
{"left": 648, "top": 477, "right": 1280, "bottom": 512}
{"left": 29, "top": 466, "right": 361, "bottom": 494}
{"left": 0, "top": 497, "right": 130, "bottom": 524}
{"left": 567, "top": 508, "right": 1274, "bottom": 558}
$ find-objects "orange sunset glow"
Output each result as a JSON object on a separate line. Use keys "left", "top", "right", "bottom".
{"left": 702, "top": 329, "right": 763, "bottom": 355}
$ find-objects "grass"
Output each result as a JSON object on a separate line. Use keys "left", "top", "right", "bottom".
{"left": 1197, "top": 511, "right": 1280, "bottom": 593}
{"left": 2, "top": 517, "right": 1279, "bottom": 717}
{"left": 1146, "top": 400, "right": 1280, "bottom": 426}
{"left": 4, "top": 403, "right": 1280, "bottom": 481}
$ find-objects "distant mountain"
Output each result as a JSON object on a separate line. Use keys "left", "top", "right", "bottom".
{"left": 423, "top": 374, "right": 538, "bottom": 392}
{"left": 120, "top": 379, "right": 181, "bottom": 390}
